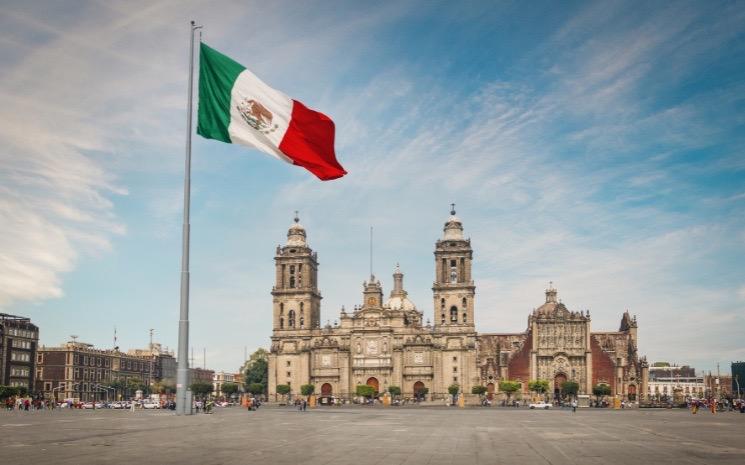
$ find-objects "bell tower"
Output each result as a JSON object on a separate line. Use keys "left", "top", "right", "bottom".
{"left": 432, "top": 204, "right": 475, "bottom": 329}
{"left": 271, "top": 213, "right": 322, "bottom": 331}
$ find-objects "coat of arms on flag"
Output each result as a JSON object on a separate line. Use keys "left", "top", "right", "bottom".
{"left": 236, "top": 98, "right": 278, "bottom": 134}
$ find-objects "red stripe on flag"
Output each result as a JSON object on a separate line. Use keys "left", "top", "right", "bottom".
{"left": 278, "top": 100, "right": 347, "bottom": 181}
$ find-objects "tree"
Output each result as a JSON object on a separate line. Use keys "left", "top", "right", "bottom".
{"left": 190, "top": 381, "right": 213, "bottom": 400}
{"left": 356, "top": 384, "right": 375, "bottom": 399}
{"left": 592, "top": 383, "right": 611, "bottom": 402}
{"left": 448, "top": 384, "right": 460, "bottom": 397}
{"left": 0, "top": 386, "right": 19, "bottom": 400}
{"left": 221, "top": 382, "right": 239, "bottom": 398}
{"left": 471, "top": 385, "right": 487, "bottom": 396}
{"left": 300, "top": 384, "right": 315, "bottom": 396}
{"left": 388, "top": 385, "right": 401, "bottom": 397}
{"left": 561, "top": 381, "right": 580, "bottom": 399}
{"left": 248, "top": 383, "right": 265, "bottom": 395}
{"left": 242, "top": 348, "right": 269, "bottom": 395}
{"left": 529, "top": 380, "right": 549, "bottom": 395}
{"left": 276, "top": 384, "right": 291, "bottom": 403}
{"left": 499, "top": 380, "right": 521, "bottom": 401}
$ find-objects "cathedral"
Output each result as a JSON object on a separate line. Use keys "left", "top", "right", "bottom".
{"left": 268, "top": 209, "right": 649, "bottom": 401}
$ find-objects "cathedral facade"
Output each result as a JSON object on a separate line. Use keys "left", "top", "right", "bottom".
{"left": 268, "top": 210, "right": 648, "bottom": 401}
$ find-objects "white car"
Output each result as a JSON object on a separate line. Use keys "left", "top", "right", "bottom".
{"left": 82, "top": 402, "right": 95, "bottom": 409}
{"left": 142, "top": 401, "right": 160, "bottom": 409}
{"left": 529, "top": 402, "right": 552, "bottom": 409}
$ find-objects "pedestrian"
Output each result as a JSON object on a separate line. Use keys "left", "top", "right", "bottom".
{"left": 571, "top": 399, "right": 577, "bottom": 413}
{"left": 302, "top": 399, "right": 307, "bottom": 411}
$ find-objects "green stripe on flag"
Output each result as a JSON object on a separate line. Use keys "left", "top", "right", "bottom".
{"left": 197, "top": 43, "right": 246, "bottom": 143}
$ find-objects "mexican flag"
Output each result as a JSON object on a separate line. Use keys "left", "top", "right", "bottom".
{"left": 197, "top": 43, "right": 347, "bottom": 181}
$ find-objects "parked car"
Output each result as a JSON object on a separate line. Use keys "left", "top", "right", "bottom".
{"left": 142, "top": 401, "right": 160, "bottom": 409}
{"left": 82, "top": 402, "right": 95, "bottom": 409}
{"left": 529, "top": 402, "right": 552, "bottom": 409}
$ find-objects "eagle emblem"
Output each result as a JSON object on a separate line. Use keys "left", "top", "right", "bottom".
{"left": 236, "top": 98, "right": 279, "bottom": 134}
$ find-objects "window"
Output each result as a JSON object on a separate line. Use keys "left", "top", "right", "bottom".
{"left": 10, "top": 367, "right": 30, "bottom": 377}
{"left": 10, "top": 351, "right": 30, "bottom": 362}
{"left": 441, "top": 314, "right": 445, "bottom": 324}
{"left": 279, "top": 318, "right": 284, "bottom": 329}
{"left": 452, "top": 356, "right": 457, "bottom": 362}
{"left": 280, "top": 303, "right": 284, "bottom": 315}
{"left": 450, "top": 260, "right": 457, "bottom": 283}
{"left": 453, "top": 377, "right": 458, "bottom": 382}
{"left": 289, "top": 265, "right": 296, "bottom": 288}
{"left": 297, "top": 264, "right": 303, "bottom": 287}
{"left": 83, "top": 356, "right": 89, "bottom": 365}
{"left": 286, "top": 361, "right": 291, "bottom": 367}
{"left": 44, "top": 382, "right": 52, "bottom": 391}
{"left": 12, "top": 339, "right": 31, "bottom": 349}
{"left": 450, "top": 306, "right": 458, "bottom": 322}
{"left": 287, "top": 371, "right": 291, "bottom": 377}
{"left": 288, "top": 310, "right": 296, "bottom": 328}
{"left": 37, "top": 354, "right": 43, "bottom": 363}
{"left": 463, "top": 313, "right": 467, "bottom": 323}
{"left": 453, "top": 367, "right": 458, "bottom": 373}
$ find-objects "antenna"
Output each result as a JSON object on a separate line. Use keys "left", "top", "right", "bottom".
{"left": 369, "top": 226, "right": 373, "bottom": 278}
{"left": 113, "top": 326, "right": 117, "bottom": 347}
{"left": 149, "top": 328, "right": 154, "bottom": 351}
{"left": 70, "top": 335, "right": 78, "bottom": 344}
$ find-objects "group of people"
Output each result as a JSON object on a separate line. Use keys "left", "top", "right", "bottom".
{"left": 4, "top": 397, "right": 53, "bottom": 411}
{"left": 689, "top": 398, "right": 745, "bottom": 414}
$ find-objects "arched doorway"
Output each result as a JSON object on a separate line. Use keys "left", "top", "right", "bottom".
{"left": 321, "top": 383, "right": 333, "bottom": 396}
{"left": 554, "top": 373, "right": 567, "bottom": 399}
{"left": 366, "top": 377, "right": 379, "bottom": 394}
{"left": 486, "top": 383, "right": 495, "bottom": 400}
{"left": 413, "top": 381, "right": 425, "bottom": 400}
{"left": 628, "top": 384, "right": 636, "bottom": 401}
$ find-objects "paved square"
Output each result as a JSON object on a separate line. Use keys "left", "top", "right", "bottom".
{"left": 2, "top": 407, "right": 744, "bottom": 465}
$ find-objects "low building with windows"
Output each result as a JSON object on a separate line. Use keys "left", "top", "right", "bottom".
{"left": 646, "top": 363, "right": 705, "bottom": 399}
{"left": 37, "top": 340, "right": 155, "bottom": 402}
{"left": 0, "top": 313, "right": 39, "bottom": 392}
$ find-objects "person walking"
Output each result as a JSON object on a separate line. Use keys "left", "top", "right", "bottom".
{"left": 571, "top": 399, "right": 577, "bottom": 413}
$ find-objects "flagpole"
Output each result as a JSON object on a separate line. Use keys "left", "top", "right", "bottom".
{"left": 176, "top": 20, "right": 201, "bottom": 416}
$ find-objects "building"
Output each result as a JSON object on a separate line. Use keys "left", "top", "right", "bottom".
{"left": 213, "top": 371, "right": 241, "bottom": 397}
{"left": 0, "top": 313, "right": 39, "bottom": 392}
{"left": 733, "top": 362, "right": 745, "bottom": 398}
{"left": 190, "top": 367, "right": 214, "bottom": 385}
{"left": 268, "top": 209, "right": 649, "bottom": 401}
{"left": 647, "top": 363, "right": 705, "bottom": 399}
{"left": 127, "top": 343, "right": 177, "bottom": 386}
{"left": 37, "top": 340, "right": 155, "bottom": 402}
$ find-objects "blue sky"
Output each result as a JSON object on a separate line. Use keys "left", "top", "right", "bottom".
{"left": 1, "top": 0, "right": 744, "bottom": 373}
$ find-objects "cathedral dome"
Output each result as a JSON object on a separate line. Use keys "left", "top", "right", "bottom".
{"left": 386, "top": 295, "right": 417, "bottom": 311}
{"left": 385, "top": 264, "right": 417, "bottom": 310}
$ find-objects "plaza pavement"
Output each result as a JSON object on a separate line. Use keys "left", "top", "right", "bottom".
{"left": 1, "top": 406, "right": 744, "bottom": 465}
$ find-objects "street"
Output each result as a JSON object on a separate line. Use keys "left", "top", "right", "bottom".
{"left": 1, "top": 406, "right": 744, "bottom": 465}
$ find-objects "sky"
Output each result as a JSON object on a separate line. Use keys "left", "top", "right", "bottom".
{"left": 1, "top": 0, "right": 744, "bottom": 374}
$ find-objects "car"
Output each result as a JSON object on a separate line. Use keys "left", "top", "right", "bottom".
{"left": 529, "top": 402, "right": 552, "bottom": 410}
{"left": 94, "top": 402, "right": 105, "bottom": 409}
{"left": 82, "top": 402, "right": 95, "bottom": 409}
{"left": 142, "top": 401, "right": 160, "bottom": 409}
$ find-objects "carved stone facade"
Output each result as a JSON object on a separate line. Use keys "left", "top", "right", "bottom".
{"left": 268, "top": 210, "right": 648, "bottom": 401}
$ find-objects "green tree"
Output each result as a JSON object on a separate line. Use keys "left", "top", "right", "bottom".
{"left": 242, "top": 348, "right": 269, "bottom": 395}
{"left": 561, "top": 381, "right": 580, "bottom": 399}
{"left": 276, "top": 384, "right": 291, "bottom": 402}
{"left": 471, "top": 385, "right": 488, "bottom": 395}
{"left": 356, "top": 384, "right": 375, "bottom": 398}
{"left": 499, "top": 380, "right": 521, "bottom": 401}
{"left": 528, "top": 380, "right": 549, "bottom": 395}
{"left": 190, "top": 381, "right": 214, "bottom": 400}
{"left": 592, "top": 383, "right": 611, "bottom": 401}
{"left": 300, "top": 384, "right": 315, "bottom": 396}
{"left": 0, "top": 386, "right": 19, "bottom": 400}
{"left": 248, "top": 383, "right": 265, "bottom": 395}
{"left": 221, "top": 382, "right": 239, "bottom": 398}
{"left": 448, "top": 384, "right": 460, "bottom": 397}
{"left": 388, "top": 385, "right": 401, "bottom": 397}
{"left": 108, "top": 379, "right": 127, "bottom": 400}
